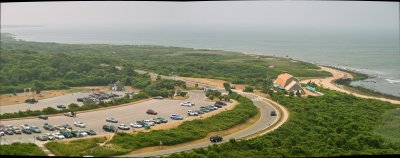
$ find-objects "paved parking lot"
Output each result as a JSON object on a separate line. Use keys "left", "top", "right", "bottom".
{"left": 0, "top": 91, "right": 126, "bottom": 114}
{"left": 0, "top": 90, "right": 232, "bottom": 144}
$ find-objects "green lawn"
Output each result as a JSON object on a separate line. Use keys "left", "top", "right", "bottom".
{"left": 0, "top": 142, "right": 47, "bottom": 156}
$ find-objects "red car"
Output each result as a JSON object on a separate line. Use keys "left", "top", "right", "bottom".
{"left": 146, "top": 109, "right": 158, "bottom": 115}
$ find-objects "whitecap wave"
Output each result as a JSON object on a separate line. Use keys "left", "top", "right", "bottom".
{"left": 386, "top": 79, "right": 400, "bottom": 84}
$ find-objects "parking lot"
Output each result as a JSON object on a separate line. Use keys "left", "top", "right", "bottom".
{"left": 0, "top": 91, "right": 126, "bottom": 114}
{"left": 0, "top": 90, "right": 234, "bottom": 144}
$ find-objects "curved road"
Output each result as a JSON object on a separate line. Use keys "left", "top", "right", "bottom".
{"left": 124, "top": 71, "right": 289, "bottom": 157}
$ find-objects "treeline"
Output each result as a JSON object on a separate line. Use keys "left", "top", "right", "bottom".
{"left": 169, "top": 89, "right": 400, "bottom": 157}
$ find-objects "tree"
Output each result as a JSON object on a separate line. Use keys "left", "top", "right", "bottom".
{"left": 223, "top": 82, "right": 231, "bottom": 92}
{"left": 243, "top": 87, "right": 254, "bottom": 92}
{"left": 32, "top": 80, "right": 45, "bottom": 92}
{"left": 218, "top": 95, "right": 224, "bottom": 101}
{"left": 296, "top": 91, "right": 301, "bottom": 97}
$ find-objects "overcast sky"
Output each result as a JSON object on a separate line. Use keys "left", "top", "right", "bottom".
{"left": 1, "top": 1, "right": 399, "bottom": 31}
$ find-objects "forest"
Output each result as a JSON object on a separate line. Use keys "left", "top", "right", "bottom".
{"left": 169, "top": 88, "right": 400, "bottom": 157}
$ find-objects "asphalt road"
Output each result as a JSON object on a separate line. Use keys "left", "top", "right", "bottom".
{"left": 0, "top": 91, "right": 126, "bottom": 114}
{"left": 0, "top": 90, "right": 230, "bottom": 144}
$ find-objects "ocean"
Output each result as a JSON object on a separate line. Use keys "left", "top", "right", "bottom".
{"left": 1, "top": 25, "right": 399, "bottom": 97}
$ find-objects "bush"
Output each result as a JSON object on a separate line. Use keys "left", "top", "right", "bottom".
{"left": 0, "top": 142, "right": 46, "bottom": 156}
{"left": 243, "top": 87, "right": 254, "bottom": 92}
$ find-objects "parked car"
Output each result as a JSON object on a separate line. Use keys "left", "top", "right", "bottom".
{"left": 153, "top": 96, "right": 163, "bottom": 99}
{"left": 130, "top": 123, "right": 143, "bottom": 128}
{"left": 210, "top": 105, "right": 218, "bottom": 110}
{"left": 210, "top": 135, "right": 223, "bottom": 142}
{"left": 60, "top": 130, "right": 74, "bottom": 138}
{"left": 157, "top": 117, "right": 168, "bottom": 123}
{"left": 74, "top": 121, "right": 86, "bottom": 128}
{"left": 195, "top": 110, "right": 204, "bottom": 115}
{"left": 118, "top": 124, "right": 130, "bottom": 130}
{"left": 187, "top": 110, "right": 199, "bottom": 116}
{"left": 53, "top": 133, "right": 65, "bottom": 139}
{"left": 199, "top": 108, "right": 210, "bottom": 113}
{"left": 43, "top": 123, "right": 55, "bottom": 131}
{"left": 21, "top": 124, "right": 30, "bottom": 130}
{"left": 12, "top": 127, "right": 22, "bottom": 134}
{"left": 103, "top": 125, "right": 117, "bottom": 132}
{"left": 64, "top": 112, "right": 74, "bottom": 117}
{"left": 25, "top": 98, "right": 38, "bottom": 104}
{"left": 86, "top": 130, "right": 97, "bottom": 135}
{"left": 170, "top": 114, "right": 183, "bottom": 120}
{"left": 22, "top": 128, "right": 32, "bottom": 134}
{"left": 180, "top": 101, "right": 195, "bottom": 107}
{"left": 146, "top": 109, "right": 158, "bottom": 115}
{"left": 57, "top": 124, "right": 72, "bottom": 131}
{"left": 36, "top": 135, "right": 48, "bottom": 141}
{"left": 0, "top": 131, "right": 5, "bottom": 136}
{"left": 38, "top": 115, "right": 48, "bottom": 120}
{"left": 46, "top": 133, "right": 55, "bottom": 140}
{"left": 106, "top": 117, "right": 118, "bottom": 123}
{"left": 149, "top": 118, "right": 161, "bottom": 124}
{"left": 215, "top": 101, "right": 227, "bottom": 106}
{"left": 77, "top": 98, "right": 84, "bottom": 102}
{"left": 57, "top": 104, "right": 66, "bottom": 109}
{"left": 78, "top": 130, "right": 88, "bottom": 137}
{"left": 144, "top": 120, "right": 155, "bottom": 126}
{"left": 213, "top": 104, "right": 223, "bottom": 108}
{"left": 30, "top": 126, "right": 41, "bottom": 133}
{"left": 4, "top": 129, "right": 13, "bottom": 135}
{"left": 271, "top": 111, "right": 277, "bottom": 116}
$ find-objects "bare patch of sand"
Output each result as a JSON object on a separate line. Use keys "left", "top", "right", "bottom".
{"left": 177, "top": 77, "right": 248, "bottom": 91}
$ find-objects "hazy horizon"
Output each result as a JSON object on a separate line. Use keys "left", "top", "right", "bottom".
{"left": 1, "top": 1, "right": 399, "bottom": 32}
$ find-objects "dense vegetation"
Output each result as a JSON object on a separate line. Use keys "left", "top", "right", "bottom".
{"left": 0, "top": 142, "right": 47, "bottom": 156}
{"left": 44, "top": 92, "right": 258, "bottom": 157}
{"left": 373, "top": 108, "right": 400, "bottom": 144}
{"left": 1, "top": 33, "right": 330, "bottom": 94}
{"left": 169, "top": 89, "right": 400, "bottom": 157}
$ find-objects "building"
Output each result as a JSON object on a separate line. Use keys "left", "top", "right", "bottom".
{"left": 273, "top": 72, "right": 305, "bottom": 94}
{"left": 109, "top": 81, "right": 124, "bottom": 91}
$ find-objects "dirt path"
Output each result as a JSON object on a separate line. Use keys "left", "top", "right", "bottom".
{"left": 300, "top": 66, "right": 400, "bottom": 104}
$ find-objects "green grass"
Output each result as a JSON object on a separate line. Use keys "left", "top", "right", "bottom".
{"left": 373, "top": 108, "right": 400, "bottom": 144}
{"left": 45, "top": 137, "right": 107, "bottom": 156}
{"left": 0, "top": 142, "right": 47, "bottom": 156}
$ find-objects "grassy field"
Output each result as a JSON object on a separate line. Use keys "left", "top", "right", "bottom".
{"left": 45, "top": 137, "right": 107, "bottom": 156}
{"left": 0, "top": 142, "right": 47, "bottom": 156}
{"left": 373, "top": 108, "right": 400, "bottom": 144}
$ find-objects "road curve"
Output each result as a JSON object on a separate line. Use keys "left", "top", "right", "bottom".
{"left": 125, "top": 71, "right": 289, "bottom": 157}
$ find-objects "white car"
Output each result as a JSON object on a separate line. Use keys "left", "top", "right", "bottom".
{"left": 0, "top": 131, "right": 5, "bottom": 136}
{"left": 21, "top": 124, "right": 30, "bottom": 130}
{"left": 144, "top": 120, "right": 155, "bottom": 126}
{"left": 74, "top": 121, "right": 86, "bottom": 128}
{"left": 64, "top": 112, "right": 74, "bottom": 117}
{"left": 78, "top": 130, "right": 88, "bottom": 137}
{"left": 46, "top": 133, "right": 55, "bottom": 140}
{"left": 53, "top": 133, "right": 65, "bottom": 139}
{"left": 130, "top": 123, "right": 143, "bottom": 128}
{"left": 118, "top": 124, "right": 130, "bottom": 130}
{"left": 187, "top": 110, "right": 199, "bottom": 116}
{"left": 180, "top": 101, "right": 195, "bottom": 107}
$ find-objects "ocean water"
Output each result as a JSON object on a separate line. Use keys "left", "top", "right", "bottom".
{"left": 1, "top": 25, "right": 399, "bottom": 97}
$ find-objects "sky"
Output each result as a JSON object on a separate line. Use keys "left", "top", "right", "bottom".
{"left": 1, "top": 1, "right": 399, "bottom": 31}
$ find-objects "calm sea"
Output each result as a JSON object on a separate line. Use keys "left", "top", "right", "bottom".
{"left": 2, "top": 25, "right": 399, "bottom": 97}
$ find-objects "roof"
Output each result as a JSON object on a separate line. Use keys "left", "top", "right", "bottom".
{"left": 285, "top": 80, "right": 298, "bottom": 90}
{"left": 274, "top": 73, "right": 294, "bottom": 88}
